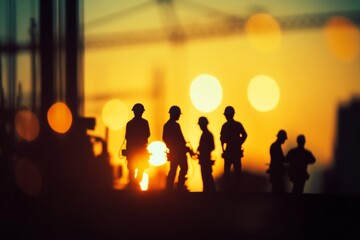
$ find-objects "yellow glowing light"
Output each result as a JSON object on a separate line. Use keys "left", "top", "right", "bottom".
{"left": 101, "top": 99, "right": 128, "bottom": 131}
{"left": 15, "top": 109, "right": 40, "bottom": 141}
{"left": 247, "top": 75, "right": 280, "bottom": 112}
{"left": 324, "top": 16, "right": 360, "bottom": 62}
{"left": 14, "top": 158, "right": 42, "bottom": 197}
{"left": 190, "top": 74, "right": 223, "bottom": 113}
{"left": 47, "top": 102, "right": 73, "bottom": 134}
{"left": 147, "top": 141, "right": 168, "bottom": 166}
{"left": 139, "top": 172, "right": 149, "bottom": 191}
{"left": 134, "top": 169, "right": 149, "bottom": 191}
{"left": 245, "top": 13, "right": 282, "bottom": 53}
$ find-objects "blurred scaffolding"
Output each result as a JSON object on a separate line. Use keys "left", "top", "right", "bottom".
{"left": 84, "top": 0, "right": 360, "bottom": 48}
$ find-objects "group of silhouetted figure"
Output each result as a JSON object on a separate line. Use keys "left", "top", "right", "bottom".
{"left": 124, "top": 103, "right": 316, "bottom": 193}
{"left": 268, "top": 130, "right": 316, "bottom": 194}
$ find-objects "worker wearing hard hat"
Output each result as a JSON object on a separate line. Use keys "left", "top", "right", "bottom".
{"left": 162, "top": 105, "right": 189, "bottom": 191}
{"left": 125, "top": 103, "right": 150, "bottom": 190}
{"left": 220, "top": 106, "right": 248, "bottom": 181}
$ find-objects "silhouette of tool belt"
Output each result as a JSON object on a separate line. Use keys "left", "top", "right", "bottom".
{"left": 122, "top": 149, "right": 127, "bottom": 156}
{"left": 221, "top": 148, "right": 244, "bottom": 158}
{"left": 122, "top": 149, "right": 149, "bottom": 158}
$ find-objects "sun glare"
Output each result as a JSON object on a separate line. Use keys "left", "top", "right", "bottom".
{"left": 247, "top": 75, "right": 280, "bottom": 112}
{"left": 245, "top": 13, "right": 282, "bottom": 53}
{"left": 15, "top": 109, "right": 40, "bottom": 141}
{"left": 135, "top": 169, "right": 149, "bottom": 191}
{"left": 324, "top": 16, "right": 360, "bottom": 62}
{"left": 47, "top": 102, "right": 73, "bottom": 134}
{"left": 147, "top": 141, "right": 168, "bottom": 166}
{"left": 102, "top": 99, "right": 129, "bottom": 131}
{"left": 139, "top": 172, "right": 149, "bottom": 191}
{"left": 190, "top": 74, "right": 223, "bottom": 113}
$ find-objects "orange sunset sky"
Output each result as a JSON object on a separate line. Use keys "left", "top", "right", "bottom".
{"left": 80, "top": 0, "right": 360, "bottom": 192}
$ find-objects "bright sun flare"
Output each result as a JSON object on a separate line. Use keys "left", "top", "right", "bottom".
{"left": 190, "top": 74, "right": 222, "bottom": 113}
{"left": 247, "top": 75, "right": 280, "bottom": 112}
{"left": 147, "top": 141, "right": 168, "bottom": 166}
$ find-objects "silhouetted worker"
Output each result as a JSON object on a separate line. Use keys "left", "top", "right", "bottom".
{"left": 220, "top": 106, "right": 247, "bottom": 179}
{"left": 196, "top": 116, "right": 216, "bottom": 192}
{"left": 162, "top": 105, "right": 189, "bottom": 191}
{"left": 268, "top": 129, "right": 288, "bottom": 193}
{"left": 286, "top": 134, "right": 316, "bottom": 194}
{"left": 125, "top": 103, "right": 150, "bottom": 189}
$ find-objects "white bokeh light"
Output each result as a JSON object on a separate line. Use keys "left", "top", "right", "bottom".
{"left": 190, "top": 74, "right": 223, "bottom": 113}
{"left": 147, "top": 141, "right": 168, "bottom": 167}
{"left": 102, "top": 99, "right": 129, "bottom": 131}
{"left": 247, "top": 75, "right": 280, "bottom": 112}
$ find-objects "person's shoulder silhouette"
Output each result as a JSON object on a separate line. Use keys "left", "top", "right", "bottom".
{"left": 286, "top": 134, "right": 316, "bottom": 193}
{"left": 268, "top": 129, "right": 288, "bottom": 193}
{"left": 124, "top": 103, "right": 150, "bottom": 189}
{"left": 162, "top": 105, "right": 189, "bottom": 191}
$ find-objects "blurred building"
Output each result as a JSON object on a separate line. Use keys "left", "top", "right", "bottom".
{"left": 323, "top": 97, "right": 360, "bottom": 195}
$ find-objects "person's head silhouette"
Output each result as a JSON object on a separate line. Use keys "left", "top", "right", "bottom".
{"left": 169, "top": 105, "right": 181, "bottom": 121}
{"left": 198, "top": 116, "right": 209, "bottom": 131}
{"left": 132, "top": 103, "right": 145, "bottom": 118}
{"left": 297, "top": 134, "right": 306, "bottom": 148}
{"left": 224, "top": 106, "right": 235, "bottom": 121}
{"left": 277, "top": 129, "right": 288, "bottom": 144}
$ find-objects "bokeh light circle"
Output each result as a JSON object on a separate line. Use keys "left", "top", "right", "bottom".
{"left": 324, "top": 16, "right": 360, "bottom": 62}
{"left": 190, "top": 74, "right": 223, "bottom": 113}
{"left": 245, "top": 13, "right": 282, "bottom": 53}
{"left": 47, "top": 102, "right": 73, "bottom": 134}
{"left": 247, "top": 75, "right": 280, "bottom": 112}
{"left": 102, "top": 99, "right": 128, "bottom": 131}
{"left": 14, "top": 158, "right": 42, "bottom": 197}
{"left": 147, "top": 141, "right": 168, "bottom": 166}
{"left": 15, "top": 109, "right": 40, "bottom": 141}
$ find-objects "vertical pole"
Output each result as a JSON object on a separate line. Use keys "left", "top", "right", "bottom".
{"left": 39, "top": 0, "right": 55, "bottom": 124}
{"left": 30, "top": 18, "right": 37, "bottom": 112}
{"left": 7, "top": 0, "right": 16, "bottom": 110}
{"left": 65, "top": 0, "right": 83, "bottom": 119}
{"left": 0, "top": 49, "right": 3, "bottom": 110}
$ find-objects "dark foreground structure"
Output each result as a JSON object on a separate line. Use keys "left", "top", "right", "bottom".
{"left": 1, "top": 189, "right": 359, "bottom": 240}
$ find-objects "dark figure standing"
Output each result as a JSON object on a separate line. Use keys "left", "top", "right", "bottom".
{"left": 125, "top": 103, "right": 150, "bottom": 189}
{"left": 162, "top": 105, "right": 189, "bottom": 191}
{"left": 220, "top": 106, "right": 247, "bottom": 179}
{"left": 286, "top": 134, "right": 316, "bottom": 194}
{"left": 196, "top": 117, "right": 216, "bottom": 192}
{"left": 268, "top": 129, "right": 288, "bottom": 193}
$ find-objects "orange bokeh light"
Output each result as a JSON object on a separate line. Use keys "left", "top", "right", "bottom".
{"left": 245, "top": 13, "right": 282, "bottom": 53}
{"left": 15, "top": 109, "right": 40, "bottom": 141}
{"left": 324, "top": 16, "right": 360, "bottom": 62}
{"left": 47, "top": 102, "right": 73, "bottom": 134}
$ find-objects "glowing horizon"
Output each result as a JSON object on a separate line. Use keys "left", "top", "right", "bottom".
{"left": 83, "top": 2, "right": 360, "bottom": 192}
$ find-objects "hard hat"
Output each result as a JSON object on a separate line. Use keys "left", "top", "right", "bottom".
{"left": 169, "top": 105, "right": 181, "bottom": 115}
{"left": 198, "top": 116, "right": 209, "bottom": 125}
{"left": 224, "top": 106, "right": 235, "bottom": 115}
{"left": 132, "top": 103, "right": 145, "bottom": 112}
{"left": 277, "top": 129, "right": 287, "bottom": 139}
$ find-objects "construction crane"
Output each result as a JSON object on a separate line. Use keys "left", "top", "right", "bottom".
{"left": 84, "top": 0, "right": 360, "bottom": 49}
